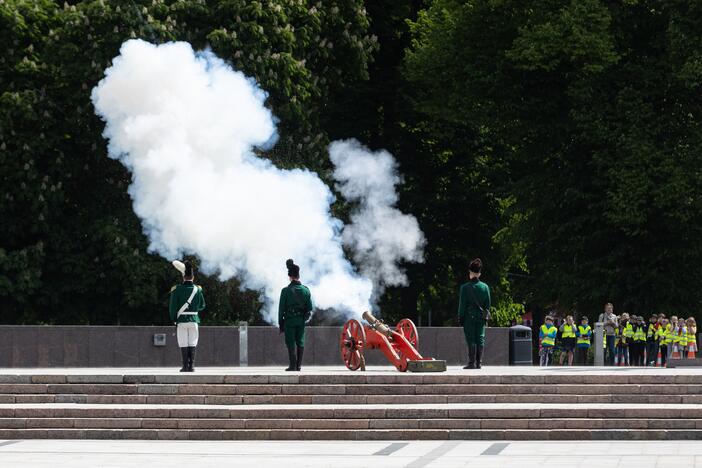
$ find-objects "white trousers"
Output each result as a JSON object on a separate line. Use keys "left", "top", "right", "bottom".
{"left": 177, "top": 322, "right": 199, "bottom": 347}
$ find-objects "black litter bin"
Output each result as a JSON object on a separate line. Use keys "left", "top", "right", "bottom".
{"left": 509, "top": 325, "right": 532, "bottom": 365}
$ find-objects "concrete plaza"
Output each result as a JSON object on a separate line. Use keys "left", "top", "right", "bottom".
{"left": 0, "top": 439, "right": 701, "bottom": 467}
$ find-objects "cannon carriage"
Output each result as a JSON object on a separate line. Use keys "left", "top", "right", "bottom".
{"left": 339, "top": 311, "right": 446, "bottom": 372}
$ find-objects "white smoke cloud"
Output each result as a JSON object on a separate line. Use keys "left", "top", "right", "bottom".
{"left": 331, "top": 140, "right": 425, "bottom": 298}
{"left": 92, "top": 39, "right": 423, "bottom": 323}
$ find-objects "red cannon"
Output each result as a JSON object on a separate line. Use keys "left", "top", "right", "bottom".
{"left": 340, "top": 311, "right": 447, "bottom": 372}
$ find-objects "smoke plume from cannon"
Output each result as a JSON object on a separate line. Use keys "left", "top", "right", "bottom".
{"left": 91, "top": 40, "right": 424, "bottom": 323}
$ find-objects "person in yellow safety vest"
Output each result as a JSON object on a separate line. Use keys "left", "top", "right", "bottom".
{"left": 677, "top": 319, "right": 688, "bottom": 358}
{"left": 558, "top": 315, "right": 577, "bottom": 366}
{"left": 631, "top": 315, "right": 647, "bottom": 366}
{"left": 539, "top": 316, "right": 558, "bottom": 367}
{"left": 616, "top": 313, "right": 633, "bottom": 366}
{"left": 659, "top": 317, "right": 672, "bottom": 366}
{"left": 669, "top": 316, "right": 679, "bottom": 359}
{"left": 646, "top": 314, "right": 659, "bottom": 366}
{"left": 664, "top": 316, "right": 675, "bottom": 362}
{"left": 576, "top": 316, "right": 592, "bottom": 365}
{"left": 687, "top": 317, "right": 697, "bottom": 358}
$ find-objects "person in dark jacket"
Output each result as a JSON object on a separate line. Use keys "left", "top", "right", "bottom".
{"left": 278, "top": 259, "right": 313, "bottom": 371}
{"left": 457, "top": 258, "right": 491, "bottom": 369}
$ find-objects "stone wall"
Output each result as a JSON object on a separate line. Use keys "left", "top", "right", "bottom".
{"left": 0, "top": 325, "right": 509, "bottom": 368}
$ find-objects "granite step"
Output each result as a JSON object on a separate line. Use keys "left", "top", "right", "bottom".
{"left": 0, "top": 403, "right": 699, "bottom": 419}
{"left": 3, "top": 373, "right": 702, "bottom": 385}
{"left": 4, "top": 393, "right": 702, "bottom": 405}
{"left": 0, "top": 427, "right": 701, "bottom": 440}
{"left": 2, "top": 417, "right": 700, "bottom": 430}
{"left": 0, "top": 383, "right": 699, "bottom": 397}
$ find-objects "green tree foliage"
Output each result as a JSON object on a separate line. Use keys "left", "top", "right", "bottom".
{"left": 406, "top": 0, "right": 702, "bottom": 317}
{"left": 322, "top": 0, "right": 516, "bottom": 327}
{"left": 0, "top": 0, "right": 376, "bottom": 324}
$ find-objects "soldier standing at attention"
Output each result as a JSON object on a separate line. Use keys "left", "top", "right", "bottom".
{"left": 279, "top": 259, "right": 313, "bottom": 372}
{"left": 458, "top": 258, "right": 491, "bottom": 369}
{"left": 169, "top": 261, "right": 205, "bottom": 372}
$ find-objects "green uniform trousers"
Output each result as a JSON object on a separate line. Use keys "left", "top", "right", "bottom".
{"left": 463, "top": 318, "right": 486, "bottom": 347}
{"left": 284, "top": 316, "right": 306, "bottom": 348}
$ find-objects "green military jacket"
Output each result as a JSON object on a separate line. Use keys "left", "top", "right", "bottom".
{"left": 169, "top": 281, "right": 206, "bottom": 324}
{"left": 457, "top": 278, "right": 491, "bottom": 321}
{"left": 278, "top": 281, "right": 313, "bottom": 324}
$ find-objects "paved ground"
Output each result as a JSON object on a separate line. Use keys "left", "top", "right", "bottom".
{"left": 2, "top": 365, "right": 702, "bottom": 375}
{"left": 1, "top": 440, "right": 701, "bottom": 467}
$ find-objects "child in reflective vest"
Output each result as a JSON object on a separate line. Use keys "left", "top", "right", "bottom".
{"left": 658, "top": 318, "right": 670, "bottom": 367}
{"left": 677, "top": 319, "right": 688, "bottom": 358}
{"left": 646, "top": 314, "right": 659, "bottom": 367}
{"left": 539, "top": 316, "right": 557, "bottom": 367}
{"left": 616, "top": 313, "right": 633, "bottom": 366}
{"left": 687, "top": 317, "right": 697, "bottom": 358}
{"left": 631, "top": 315, "right": 647, "bottom": 366}
{"left": 558, "top": 315, "right": 577, "bottom": 366}
{"left": 669, "top": 316, "right": 679, "bottom": 360}
{"left": 576, "top": 316, "right": 592, "bottom": 365}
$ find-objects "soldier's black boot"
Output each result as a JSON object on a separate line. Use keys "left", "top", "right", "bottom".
{"left": 296, "top": 346, "right": 304, "bottom": 371}
{"left": 475, "top": 345, "right": 484, "bottom": 369}
{"left": 463, "top": 345, "right": 476, "bottom": 369}
{"left": 187, "top": 347, "right": 196, "bottom": 372}
{"left": 285, "top": 347, "right": 296, "bottom": 371}
{"left": 179, "top": 347, "right": 188, "bottom": 372}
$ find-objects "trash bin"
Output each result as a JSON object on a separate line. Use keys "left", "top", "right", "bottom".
{"left": 509, "top": 325, "right": 532, "bottom": 365}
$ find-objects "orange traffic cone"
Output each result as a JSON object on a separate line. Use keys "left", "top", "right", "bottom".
{"left": 656, "top": 349, "right": 662, "bottom": 367}
{"left": 671, "top": 344, "right": 681, "bottom": 360}
{"left": 688, "top": 345, "right": 697, "bottom": 359}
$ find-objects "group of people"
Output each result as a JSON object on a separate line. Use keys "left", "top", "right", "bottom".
{"left": 168, "top": 259, "right": 313, "bottom": 373}
{"left": 170, "top": 257, "right": 700, "bottom": 371}
{"left": 539, "top": 303, "right": 698, "bottom": 366}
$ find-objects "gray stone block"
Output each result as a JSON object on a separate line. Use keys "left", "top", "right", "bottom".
{"left": 113, "top": 328, "right": 140, "bottom": 367}
{"left": 88, "top": 328, "right": 116, "bottom": 367}
{"left": 12, "top": 328, "right": 38, "bottom": 367}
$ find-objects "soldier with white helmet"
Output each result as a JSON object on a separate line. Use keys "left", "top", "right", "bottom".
{"left": 170, "top": 260, "right": 206, "bottom": 372}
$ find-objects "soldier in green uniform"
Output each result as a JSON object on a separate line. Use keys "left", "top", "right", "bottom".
{"left": 457, "top": 258, "right": 491, "bottom": 369}
{"left": 278, "top": 259, "right": 313, "bottom": 371}
{"left": 169, "top": 261, "right": 206, "bottom": 372}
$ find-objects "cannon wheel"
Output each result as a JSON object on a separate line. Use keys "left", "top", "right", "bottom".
{"left": 340, "top": 319, "right": 366, "bottom": 371}
{"left": 396, "top": 318, "right": 419, "bottom": 348}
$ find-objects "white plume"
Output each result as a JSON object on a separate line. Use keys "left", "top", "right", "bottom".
{"left": 330, "top": 140, "right": 425, "bottom": 297}
{"left": 92, "top": 40, "right": 423, "bottom": 323}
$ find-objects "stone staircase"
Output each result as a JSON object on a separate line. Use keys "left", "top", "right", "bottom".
{"left": 0, "top": 370, "right": 701, "bottom": 440}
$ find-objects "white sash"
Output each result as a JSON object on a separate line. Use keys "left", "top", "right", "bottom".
{"left": 177, "top": 286, "right": 199, "bottom": 318}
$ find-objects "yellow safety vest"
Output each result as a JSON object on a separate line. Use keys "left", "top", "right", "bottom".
{"left": 562, "top": 324, "right": 576, "bottom": 339}
{"left": 672, "top": 324, "right": 681, "bottom": 343}
{"left": 618, "top": 323, "right": 633, "bottom": 342}
{"left": 662, "top": 324, "right": 673, "bottom": 345}
{"left": 679, "top": 328, "right": 688, "bottom": 346}
{"left": 540, "top": 324, "right": 557, "bottom": 347}
{"left": 633, "top": 325, "right": 646, "bottom": 342}
{"left": 577, "top": 325, "right": 591, "bottom": 347}
{"left": 647, "top": 324, "right": 658, "bottom": 339}
{"left": 688, "top": 328, "right": 697, "bottom": 345}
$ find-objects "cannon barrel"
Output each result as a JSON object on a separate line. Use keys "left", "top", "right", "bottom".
{"left": 362, "top": 311, "right": 393, "bottom": 338}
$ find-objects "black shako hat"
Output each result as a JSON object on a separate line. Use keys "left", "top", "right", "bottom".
{"left": 184, "top": 261, "right": 194, "bottom": 278}
{"left": 286, "top": 259, "right": 300, "bottom": 278}
{"left": 469, "top": 258, "right": 482, "bottom": 274}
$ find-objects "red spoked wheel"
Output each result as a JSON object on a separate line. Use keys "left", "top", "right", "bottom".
{"left": 396, "top": 318, "right": 419, "bottom": 348}
{"left": 340, "top": 319, "right": 366, "bottom": 371}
